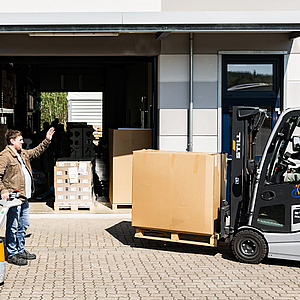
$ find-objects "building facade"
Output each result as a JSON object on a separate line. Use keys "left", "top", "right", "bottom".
{"left": 1, "top": 0, "right": 300, "bottom": 154}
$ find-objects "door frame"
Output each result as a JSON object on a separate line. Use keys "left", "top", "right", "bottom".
{"left": 217, "top": 51, "right": 288, "bottom": 152}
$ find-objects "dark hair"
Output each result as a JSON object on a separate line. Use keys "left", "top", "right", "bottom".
{"left": 5, "top": 129, "right": 22, "bottom": 145}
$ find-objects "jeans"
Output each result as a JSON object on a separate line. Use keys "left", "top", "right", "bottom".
{"left": 5, "top": 201, "right": 30, "bottom": 258}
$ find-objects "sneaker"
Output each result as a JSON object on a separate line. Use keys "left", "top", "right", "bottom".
{"left": 7, "top": 254, "right": 27, "bottom": 266}
{"left": 18, "top": 250, "right": 36, "bottom": 260}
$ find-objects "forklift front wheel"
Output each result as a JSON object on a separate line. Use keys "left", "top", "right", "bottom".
{"left": 231, "top": 229, "right": 267, "bottom": 264}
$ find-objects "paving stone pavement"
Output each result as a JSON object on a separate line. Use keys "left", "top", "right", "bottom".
{"left": 1, "top": 213, "right": 300, "bottom": 300}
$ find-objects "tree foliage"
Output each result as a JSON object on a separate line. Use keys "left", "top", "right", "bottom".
{"left": 228, "top": 71, "right": 273, "bottom": 90}
{"left": 40, "top": 92, "right": 68, "bottom": 130}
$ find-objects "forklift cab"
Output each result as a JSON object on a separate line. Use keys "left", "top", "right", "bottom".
{"left": 252, "top": 111, "right": 300, "bottom": 232}
{"left": 230, "top": 106, "right": 300, "bottom": 263}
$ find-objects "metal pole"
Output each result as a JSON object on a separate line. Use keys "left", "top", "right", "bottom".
{"left": 188, "top": 32, "right": 194, "bottom": 151}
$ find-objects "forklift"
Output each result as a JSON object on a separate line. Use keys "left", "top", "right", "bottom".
{"left": 223, "top": 106, "right": 300, "bottom": 263}
{"left": 133, "top": 105, "right": 300, "bottom": 264}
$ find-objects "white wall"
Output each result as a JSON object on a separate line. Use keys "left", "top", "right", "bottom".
{"left": 285, "top": 38, "right": 300, "bottom": 109}
{"left": 1, "top": 1, "right": 300, "bottom": 26}
{"left": 158, "top": 54, "right": 218, "bottom": 152}
{"left": 0, "top": 0, "right": 161, "bottom": 13}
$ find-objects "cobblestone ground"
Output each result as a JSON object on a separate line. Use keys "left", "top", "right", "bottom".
{"left": 1, "top": 213, "right": 300, "bottom": 300}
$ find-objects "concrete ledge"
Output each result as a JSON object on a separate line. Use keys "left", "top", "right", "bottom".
{"left": 29, "top": 201, "right": 132, "bottom": 214}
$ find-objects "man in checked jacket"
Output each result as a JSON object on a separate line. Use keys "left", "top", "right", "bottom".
{"left": 0, "top": 127, "right": 55, "bottom": 265}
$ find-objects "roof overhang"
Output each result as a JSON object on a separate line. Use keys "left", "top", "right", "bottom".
{"left": 1, "top": 11, "right": 300, "bottom": 37}
{"left": 1, "top": 24, "right": 300, "bottom": 35}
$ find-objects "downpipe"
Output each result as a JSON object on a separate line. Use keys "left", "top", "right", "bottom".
{"left": 187, "top": 32, "right": 194, "bottom": 152}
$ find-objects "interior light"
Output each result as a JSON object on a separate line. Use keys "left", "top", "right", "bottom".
{"left": 28, "top": 32, "right": 119, "bottom": 37}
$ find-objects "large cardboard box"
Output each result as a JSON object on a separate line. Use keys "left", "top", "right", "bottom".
{"left": 132, "top": 150, "right": 227, "bottom": 236}
{"left": 109, "top": 129, "right": 152, "bottom": 206}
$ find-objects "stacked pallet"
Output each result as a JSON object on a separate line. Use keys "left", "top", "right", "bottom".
{"left": 54, "top": 158, "right": 95, "bottom": 211}
{"left": 68, "top": 123, "right": 95, "bottom": 158}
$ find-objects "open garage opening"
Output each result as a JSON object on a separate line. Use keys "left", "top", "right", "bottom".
{"left": 0, "top": 56, "right": 157, "bottom": 205}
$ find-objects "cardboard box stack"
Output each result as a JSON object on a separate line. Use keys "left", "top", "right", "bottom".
{"left": 132, "top": 150, "right": 227, "bottom": 236}
{"left": 109, "top": 129, "right": 152, "bottom": 209}
{"left": 54, "top": 158, "right": 95, "bottom": 210}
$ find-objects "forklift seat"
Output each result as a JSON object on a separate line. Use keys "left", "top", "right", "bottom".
{"left": 257, "top": 218, "right": 284, "bottom": 227}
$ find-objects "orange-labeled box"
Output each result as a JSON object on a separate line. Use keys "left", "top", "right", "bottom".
{"left": 132, "top": 150, "right": 227, "bottom": 236}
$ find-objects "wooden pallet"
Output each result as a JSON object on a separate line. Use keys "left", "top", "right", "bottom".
{"left": 134, "top": 228, "right": 219, "bottom": 247}
{"left": 54, "top": 202, "right": 96, "bottom": 211}
{"left": 111, "top": 204, "right": 132, "bottom": 210}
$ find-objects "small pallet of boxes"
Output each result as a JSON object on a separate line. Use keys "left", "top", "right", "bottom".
{"left": 54, "top": 158, "right": 96, "bottom": 211}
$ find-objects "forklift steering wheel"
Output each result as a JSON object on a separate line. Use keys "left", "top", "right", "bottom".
{"left": 278, "top": 156, "right": 296, "bottom": 167}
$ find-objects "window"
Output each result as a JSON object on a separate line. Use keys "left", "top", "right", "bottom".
{"left": 227, "top": 64, "right": 273, "bottom": 92}
{"left": 265, "top": 115, "right": 300, "bottom": 185}
{"left": 257, "top": 204, "right": 285, "bottom": 227}
{"left": 222, "top": 55, "right": 281, "bottom": 100}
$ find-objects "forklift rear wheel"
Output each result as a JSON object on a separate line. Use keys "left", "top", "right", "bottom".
{"left": 231, "top": 230, "right": 267, "bottom": 264}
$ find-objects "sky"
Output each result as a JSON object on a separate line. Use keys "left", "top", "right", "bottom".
{"left": 228, "top": 64, "right": 273, "bottom": 75}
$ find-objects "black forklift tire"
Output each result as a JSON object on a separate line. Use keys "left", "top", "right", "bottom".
{"left": 231, "top": 229, "right": 268, "bottom": 264}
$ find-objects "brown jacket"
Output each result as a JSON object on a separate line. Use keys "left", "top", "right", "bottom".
{"left": 0, "top": 139, "right": 50, "bottom": 197}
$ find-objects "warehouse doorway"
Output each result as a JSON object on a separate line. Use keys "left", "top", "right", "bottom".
{"left": 0, "top": 56, "right": 156, "bottom": 136}
{"left": 0, "top": 56, "right": 157, "bottom": 203}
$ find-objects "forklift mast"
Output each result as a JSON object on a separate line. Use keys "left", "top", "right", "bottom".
{"left": 230, "top": 106, "right": 267, "bottom": 235}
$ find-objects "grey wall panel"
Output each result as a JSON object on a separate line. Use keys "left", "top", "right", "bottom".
{"left": 159, "top": 82, "right": 189, "bottom": 109}
{"left": 193, "top": 82, "right": 218, "bottom": 109}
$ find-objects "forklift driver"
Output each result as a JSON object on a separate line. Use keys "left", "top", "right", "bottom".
{"left": 284, "top": 152, "right": 300, "bottom": 182}
{"left": 284, "top": 136, "right": 300, "bottom": 182}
